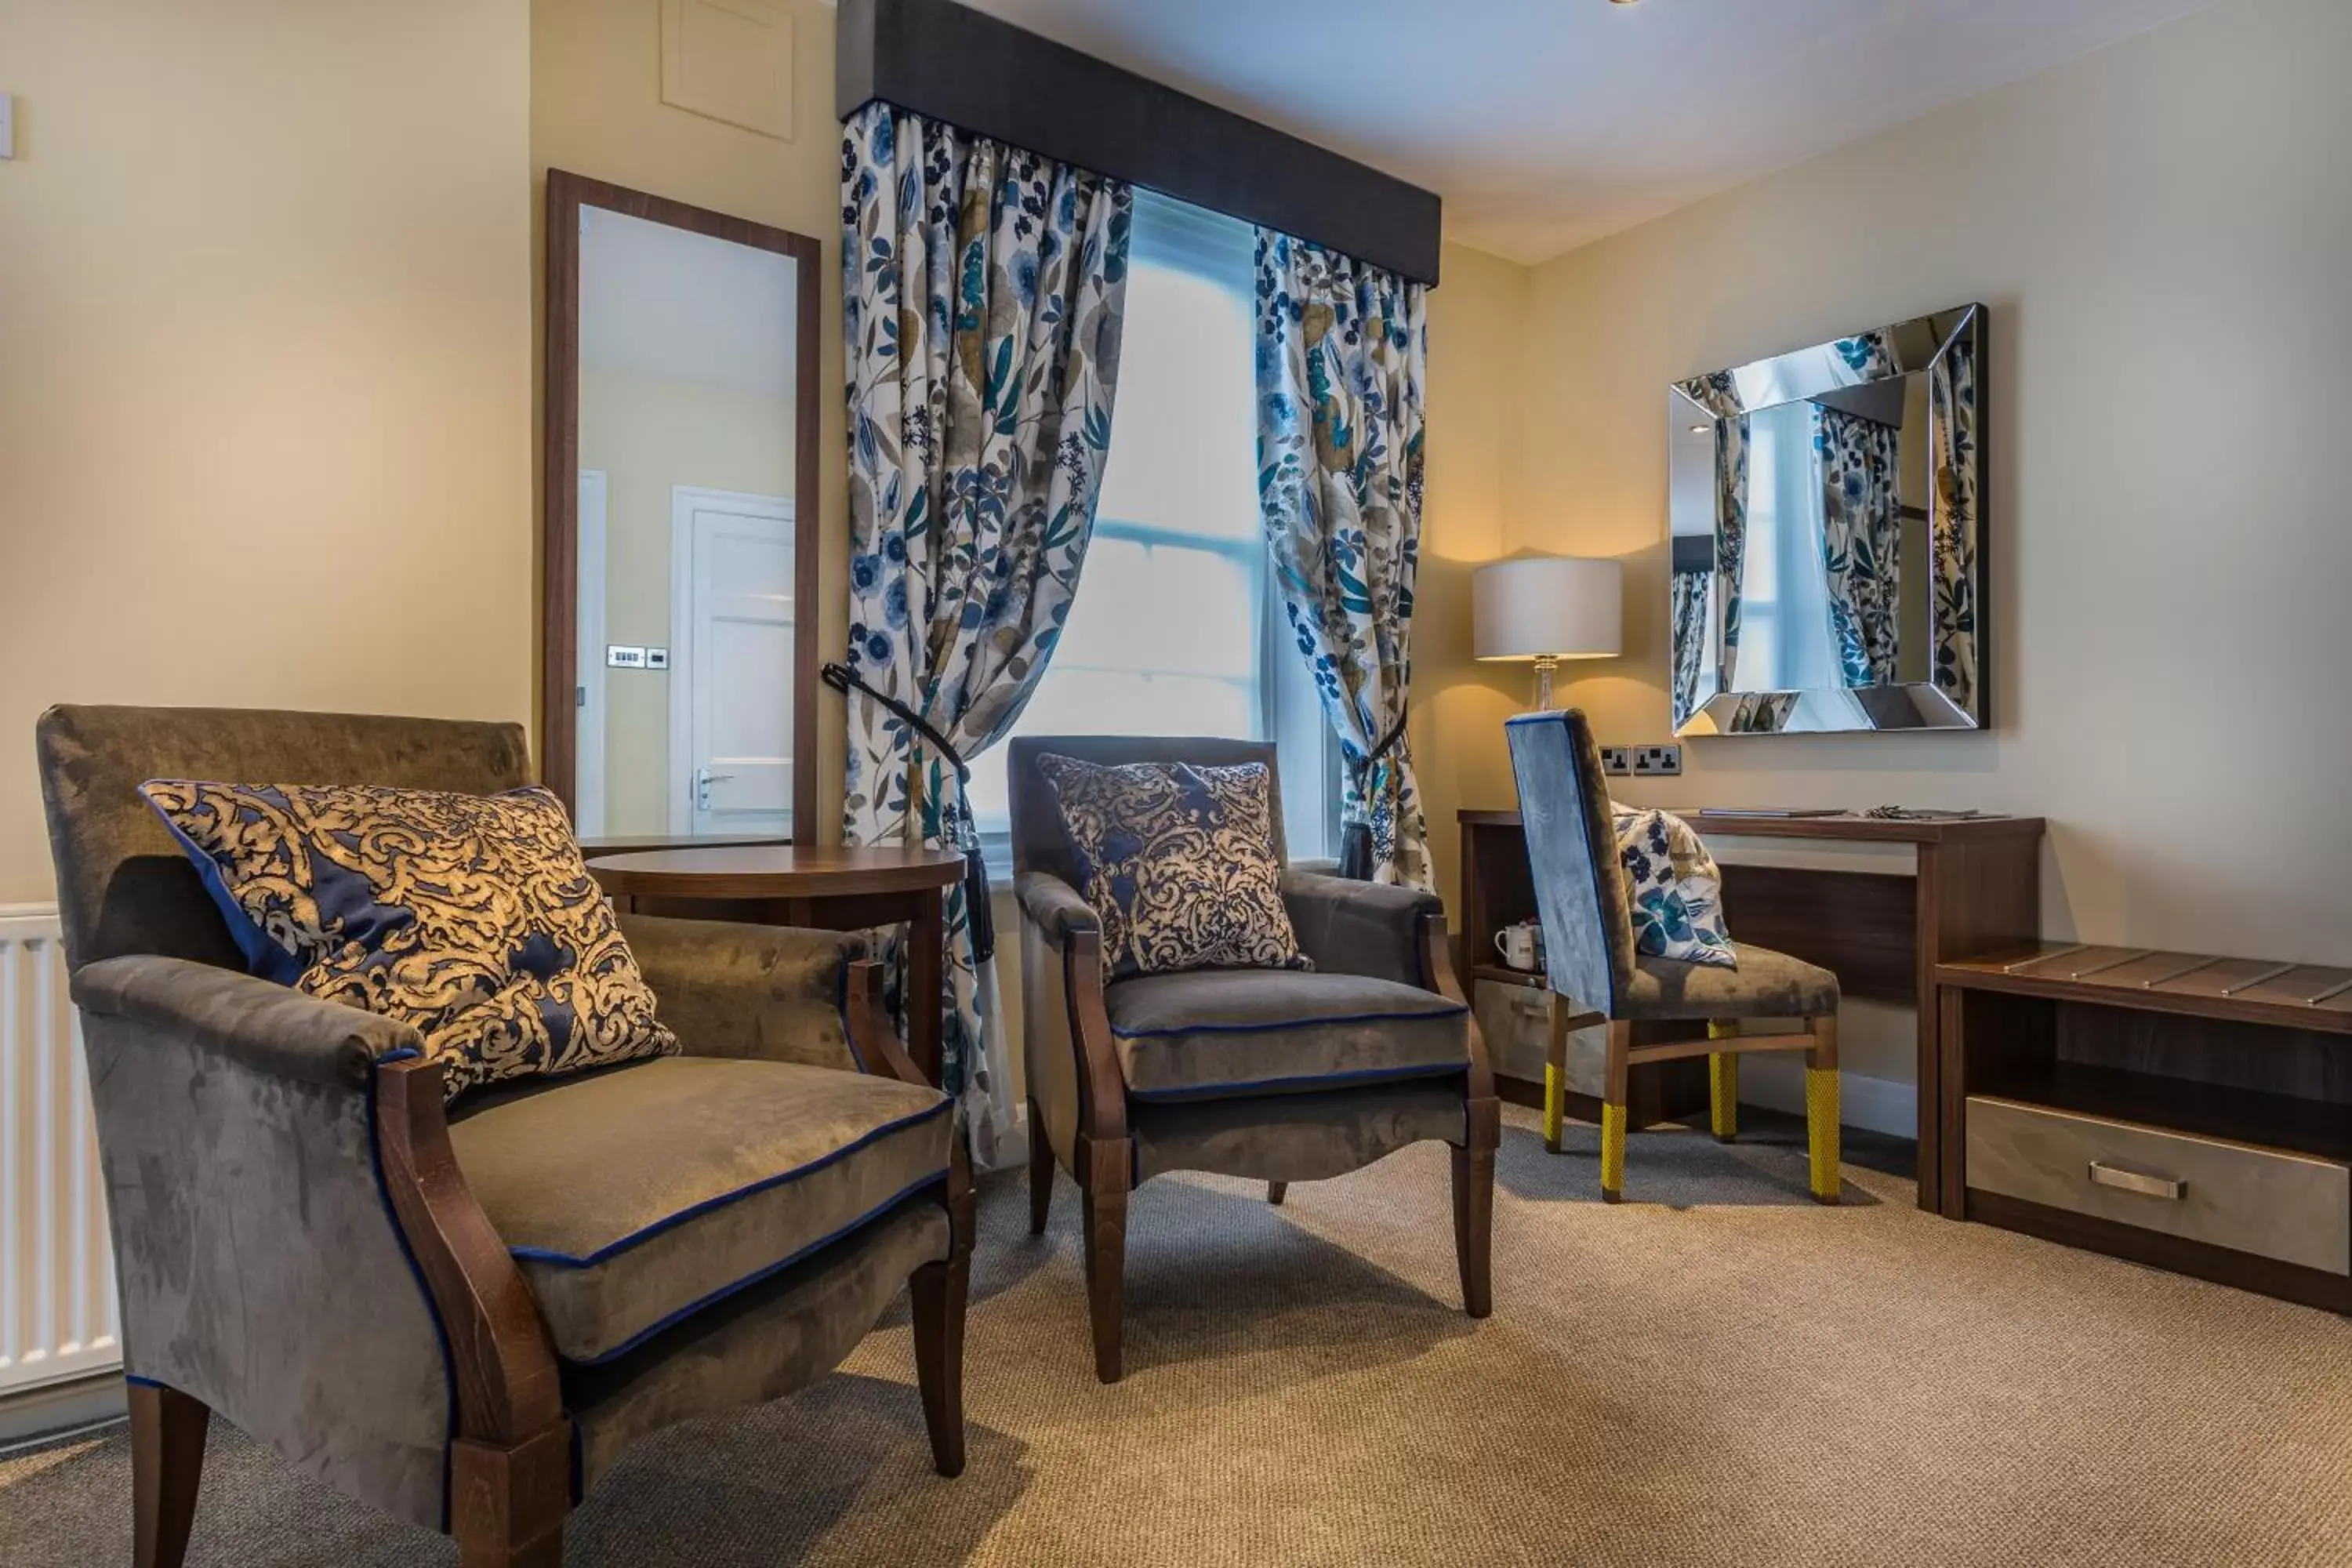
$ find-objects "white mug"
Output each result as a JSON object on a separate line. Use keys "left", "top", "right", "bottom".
{"left": 1494, "top": 920, "right": 1541, "bottom": 971}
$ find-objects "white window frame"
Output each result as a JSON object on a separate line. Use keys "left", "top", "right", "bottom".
{"left": 971, "top": 190, "right": 1339, "bottom": 877}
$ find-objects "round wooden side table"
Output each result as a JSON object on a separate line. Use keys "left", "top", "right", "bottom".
{"left": 588, "top": 844, "right": 968, "bottom": 1085}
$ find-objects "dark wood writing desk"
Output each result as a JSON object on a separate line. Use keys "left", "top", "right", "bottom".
{"left": 1458, "top": 808, "right": 2044, "bottom": 1212}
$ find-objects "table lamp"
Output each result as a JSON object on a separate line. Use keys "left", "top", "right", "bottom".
{"left": 1472, "top": 557, "right": 1622, "bottom": 710}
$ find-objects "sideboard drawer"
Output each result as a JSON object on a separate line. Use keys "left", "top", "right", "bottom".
{"left": 1966, "top": 1096, "right": 2351, "bottom": 1276}
{"left": 1473, "top": 978, "right": 1556, "bottom": 1087}
{"left": 1472, "top": 978, "right": 1608, "bottom": 1094}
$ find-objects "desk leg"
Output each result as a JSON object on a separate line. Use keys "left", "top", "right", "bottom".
{"left": 910, "top": 886, "right": 946, "bottom": 1087}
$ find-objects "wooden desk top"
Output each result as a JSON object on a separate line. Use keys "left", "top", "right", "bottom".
{"left": 1457, "top": 808, "right": 2045, "bottom": 844}
{"left": 588, "top": 843, "right": 967, "bottom": 900}
{"left": 1940, "top": 943, "right": 2352, "bottom": 1035}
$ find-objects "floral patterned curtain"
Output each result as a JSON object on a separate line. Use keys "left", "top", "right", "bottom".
{"left": 1253, "top": 230, "right": 1430, "bottom": 889}
{"left": 1714, "top": 415, "right": 1751, "bottom": 689}
{"left": 1669, "top": 568, "right": 1711, "bottom": 727}
{"left": 841, "top": 102, "right": 1132, "bottom": 1165}
{"left": 1673, "top": 373, "right": 1751, "bottom": 706}
{"left": 1814, "top": 406, "right": 1903, "bottom": 687}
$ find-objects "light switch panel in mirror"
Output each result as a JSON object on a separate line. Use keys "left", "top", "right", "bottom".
{"left": 1668, "top": 303, "right": 1984, "bottom": 735}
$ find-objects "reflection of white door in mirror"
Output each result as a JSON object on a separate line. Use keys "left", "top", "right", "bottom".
{"left": 574, "top": 469, "right": 608, "bottom": 838}
{"left": 668, "top": 486, "right": 793, "bottom": 837}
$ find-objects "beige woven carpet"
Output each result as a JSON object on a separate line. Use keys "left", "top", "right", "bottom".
{"left": 7, "top": 1106, "right": 2350, "bottom": 1567}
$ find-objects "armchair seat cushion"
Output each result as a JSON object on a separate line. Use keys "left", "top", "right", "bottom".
{"left": 1620, "top": 942, "right": 1838, "bottom": 1022}
{"left": 1104, "top": 968, "right": 1468, "bottom": 1102}
{"left": 447, "top": 1056, "right": 950, "bottom": 1364}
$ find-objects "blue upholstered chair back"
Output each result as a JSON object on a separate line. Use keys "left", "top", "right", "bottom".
{"left": 1504, "top": 710, "right": 1637, "bottom": 1018}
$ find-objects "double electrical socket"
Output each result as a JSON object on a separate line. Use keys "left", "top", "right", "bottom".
{"left": 1599, "top": 743, "right": 1682, "bottom": 777}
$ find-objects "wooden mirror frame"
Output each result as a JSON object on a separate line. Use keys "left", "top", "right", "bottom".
{"left": 541, "top": 168, "right": 822, "bottom": 844}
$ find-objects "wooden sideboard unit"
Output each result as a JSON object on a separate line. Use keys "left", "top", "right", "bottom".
{"left": 1459, "top": 808, "right": 2045, "bottom": 1211}
{"left": 1940, "top": 946, "right": 2352, "bottom": 1311}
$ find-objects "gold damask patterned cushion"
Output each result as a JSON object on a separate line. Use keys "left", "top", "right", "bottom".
{"left": 138, "top": 780, "right": 676, "bottom": 1100}
{"left": 1036, "top": 754, "right": 1309, "bottom": 981}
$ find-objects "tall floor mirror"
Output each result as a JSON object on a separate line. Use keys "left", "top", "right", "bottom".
{"left": 543, "top": 169, "right": 820, "bottom": 845}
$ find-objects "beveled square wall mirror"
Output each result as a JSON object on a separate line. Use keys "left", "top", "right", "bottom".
{"left": 1668, "top": 303, "right": 1985, "bottom": 735}
{"left": 543, "top": 169, "right": 821, "bottom": 842}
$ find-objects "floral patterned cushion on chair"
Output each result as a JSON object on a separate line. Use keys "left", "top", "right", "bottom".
{"left": 140, "top": 780, "right": 677, "bottom": 1100}
{"left": 1036, "top": 754, "right": 1311, "bottom": 981}
{"left": 1609, "top": 802, "right": 1737, "bottom": 970}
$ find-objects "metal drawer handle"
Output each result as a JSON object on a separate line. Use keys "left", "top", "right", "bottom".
{"left": 2088, "top": 1161, "right": 2185, "bottom": 1201}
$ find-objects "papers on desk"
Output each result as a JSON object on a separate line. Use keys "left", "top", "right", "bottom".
{"left": 1694, "top": 808, "right": 1849, "bottom": 818}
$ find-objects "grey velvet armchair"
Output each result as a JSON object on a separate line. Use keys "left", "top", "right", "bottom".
{"left": 36, "top": 706, "right": 971, "bottom": 1568}
{"left": 1009, "top": 735, "right": 1497, "bottom": 1385}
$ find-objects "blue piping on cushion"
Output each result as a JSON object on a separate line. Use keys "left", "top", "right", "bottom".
{"left": 1126, "top": 1061, "right": 1467, "bottom": 1104}
{"left": 364, "top": 1044, "right": 460, "bottom": 1534}
{"left": 556, "top": 1172, "right": 949, "bottom": 1367}
{"left": 123, "top": 1373, "right": 164, "bottom": 1388}
{"left": 1109, "top": 1004, "right": 1466, "bottom": 1040}
{"left": 507, "top": 1098, "right": 952, "bottom": 1269}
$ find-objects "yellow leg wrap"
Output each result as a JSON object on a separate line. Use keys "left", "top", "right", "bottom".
{"left": 1599, "top": 1102, "right": 1628, "bottom": 1201}
{"left": 1806, "top": 1066, "right": 1842, "bottom": 1204}
{"left": 1543, "top": 1062, "right": 1566, "bottom": 1153}
{"left": 1708, "top": 1047, "right": 1738, "bottom": 1142}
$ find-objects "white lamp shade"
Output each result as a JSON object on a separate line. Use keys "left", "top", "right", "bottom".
{"left": 1472, "top": 557, "right": 1622, "bottom": 661}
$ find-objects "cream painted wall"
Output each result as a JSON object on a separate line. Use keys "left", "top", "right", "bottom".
{"left": 1417, "top": 0, "right": 2352, "bottom": 983}
{"left": 0, "top": 0, "right": 533, "bottom": 902}
{"left": 534, "top": 0, "right": 849, "bottom": 840}
{"left": 1415, "top": 243, "right": 1537, "bottom": 911}
{"left": 578, "top": 368, "right": 795, "bottom": 835}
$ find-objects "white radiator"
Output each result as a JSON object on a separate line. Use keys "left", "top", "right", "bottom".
{"left": 0, "top": 904, "right": 119, "bottom": 1397}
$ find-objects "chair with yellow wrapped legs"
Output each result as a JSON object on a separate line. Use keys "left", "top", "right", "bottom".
{"left": 1507, "top": 710, "right": 1845, "bottom": 1205}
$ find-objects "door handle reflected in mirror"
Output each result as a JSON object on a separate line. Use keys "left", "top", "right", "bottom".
{"left": 695, "top": 768, "right": 737, "bottom": 810}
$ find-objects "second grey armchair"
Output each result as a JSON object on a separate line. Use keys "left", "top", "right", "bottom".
{"left": 1009, "top": 735, "right": 1497, "bottom": 1384}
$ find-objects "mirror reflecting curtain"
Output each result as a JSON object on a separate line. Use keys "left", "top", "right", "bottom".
{"left": 1668, "top": 303, "right": 1984, "bottom": 735}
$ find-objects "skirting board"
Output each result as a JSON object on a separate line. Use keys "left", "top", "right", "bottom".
{"left": 1738, "top": 1053, "right": 1917, "bottom": 1140}
{"left": 0, "top": 1372, "right": 125, "bottom": 1448}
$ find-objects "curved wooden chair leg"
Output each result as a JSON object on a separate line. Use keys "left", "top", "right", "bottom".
{"left": 130, "top": 1381, "right": 209, "bottom": 1568}
{"left": 1451, "top": 1094, "right": 1499, "bottom": 1318}
{"left": 1806, "top": 1013, "right": 1842, "bottom": 1204}
{"left": 1080, "top": 1136, "right": 1131, "bottom": 1383}
{"left": 1265, "top": 1181, "right": 1287, "bottom": 1206}
{"left": 1027, "top": 1098, "right": 1053, "bottom": 1236}
{"left": 911, "top": 1255, "right": 969, "bottom": 1476}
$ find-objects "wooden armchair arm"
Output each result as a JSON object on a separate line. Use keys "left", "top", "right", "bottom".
{"left": 842, "top": 958, "right": 933, "bottom": 1089}
{"left": 372, "top": 1056, "right": 570, "bottom": 1521}
{"left": 1419, "top": 909, "right": 1495, "bottom": 1108}
{"left": 841, "top": 960, "right": 972, "bottom": 1258}
{"left": 1060, "top": 928, "right": 1131, "bottom": 1148}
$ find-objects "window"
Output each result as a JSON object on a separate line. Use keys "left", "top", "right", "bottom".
{"left": 964, "top": 190, "right": 1336, "bottom": 868}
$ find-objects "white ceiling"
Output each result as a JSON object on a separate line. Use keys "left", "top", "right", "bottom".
{"left": 951, "top": 0, "right": 2225, "bottom": 263}
{"left": 579, "top": 205, "right": 799, "bottom": 398}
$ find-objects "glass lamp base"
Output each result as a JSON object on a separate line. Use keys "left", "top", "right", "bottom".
{"left": 1531, "top": 655, "right": 1559, "bottom": 711}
